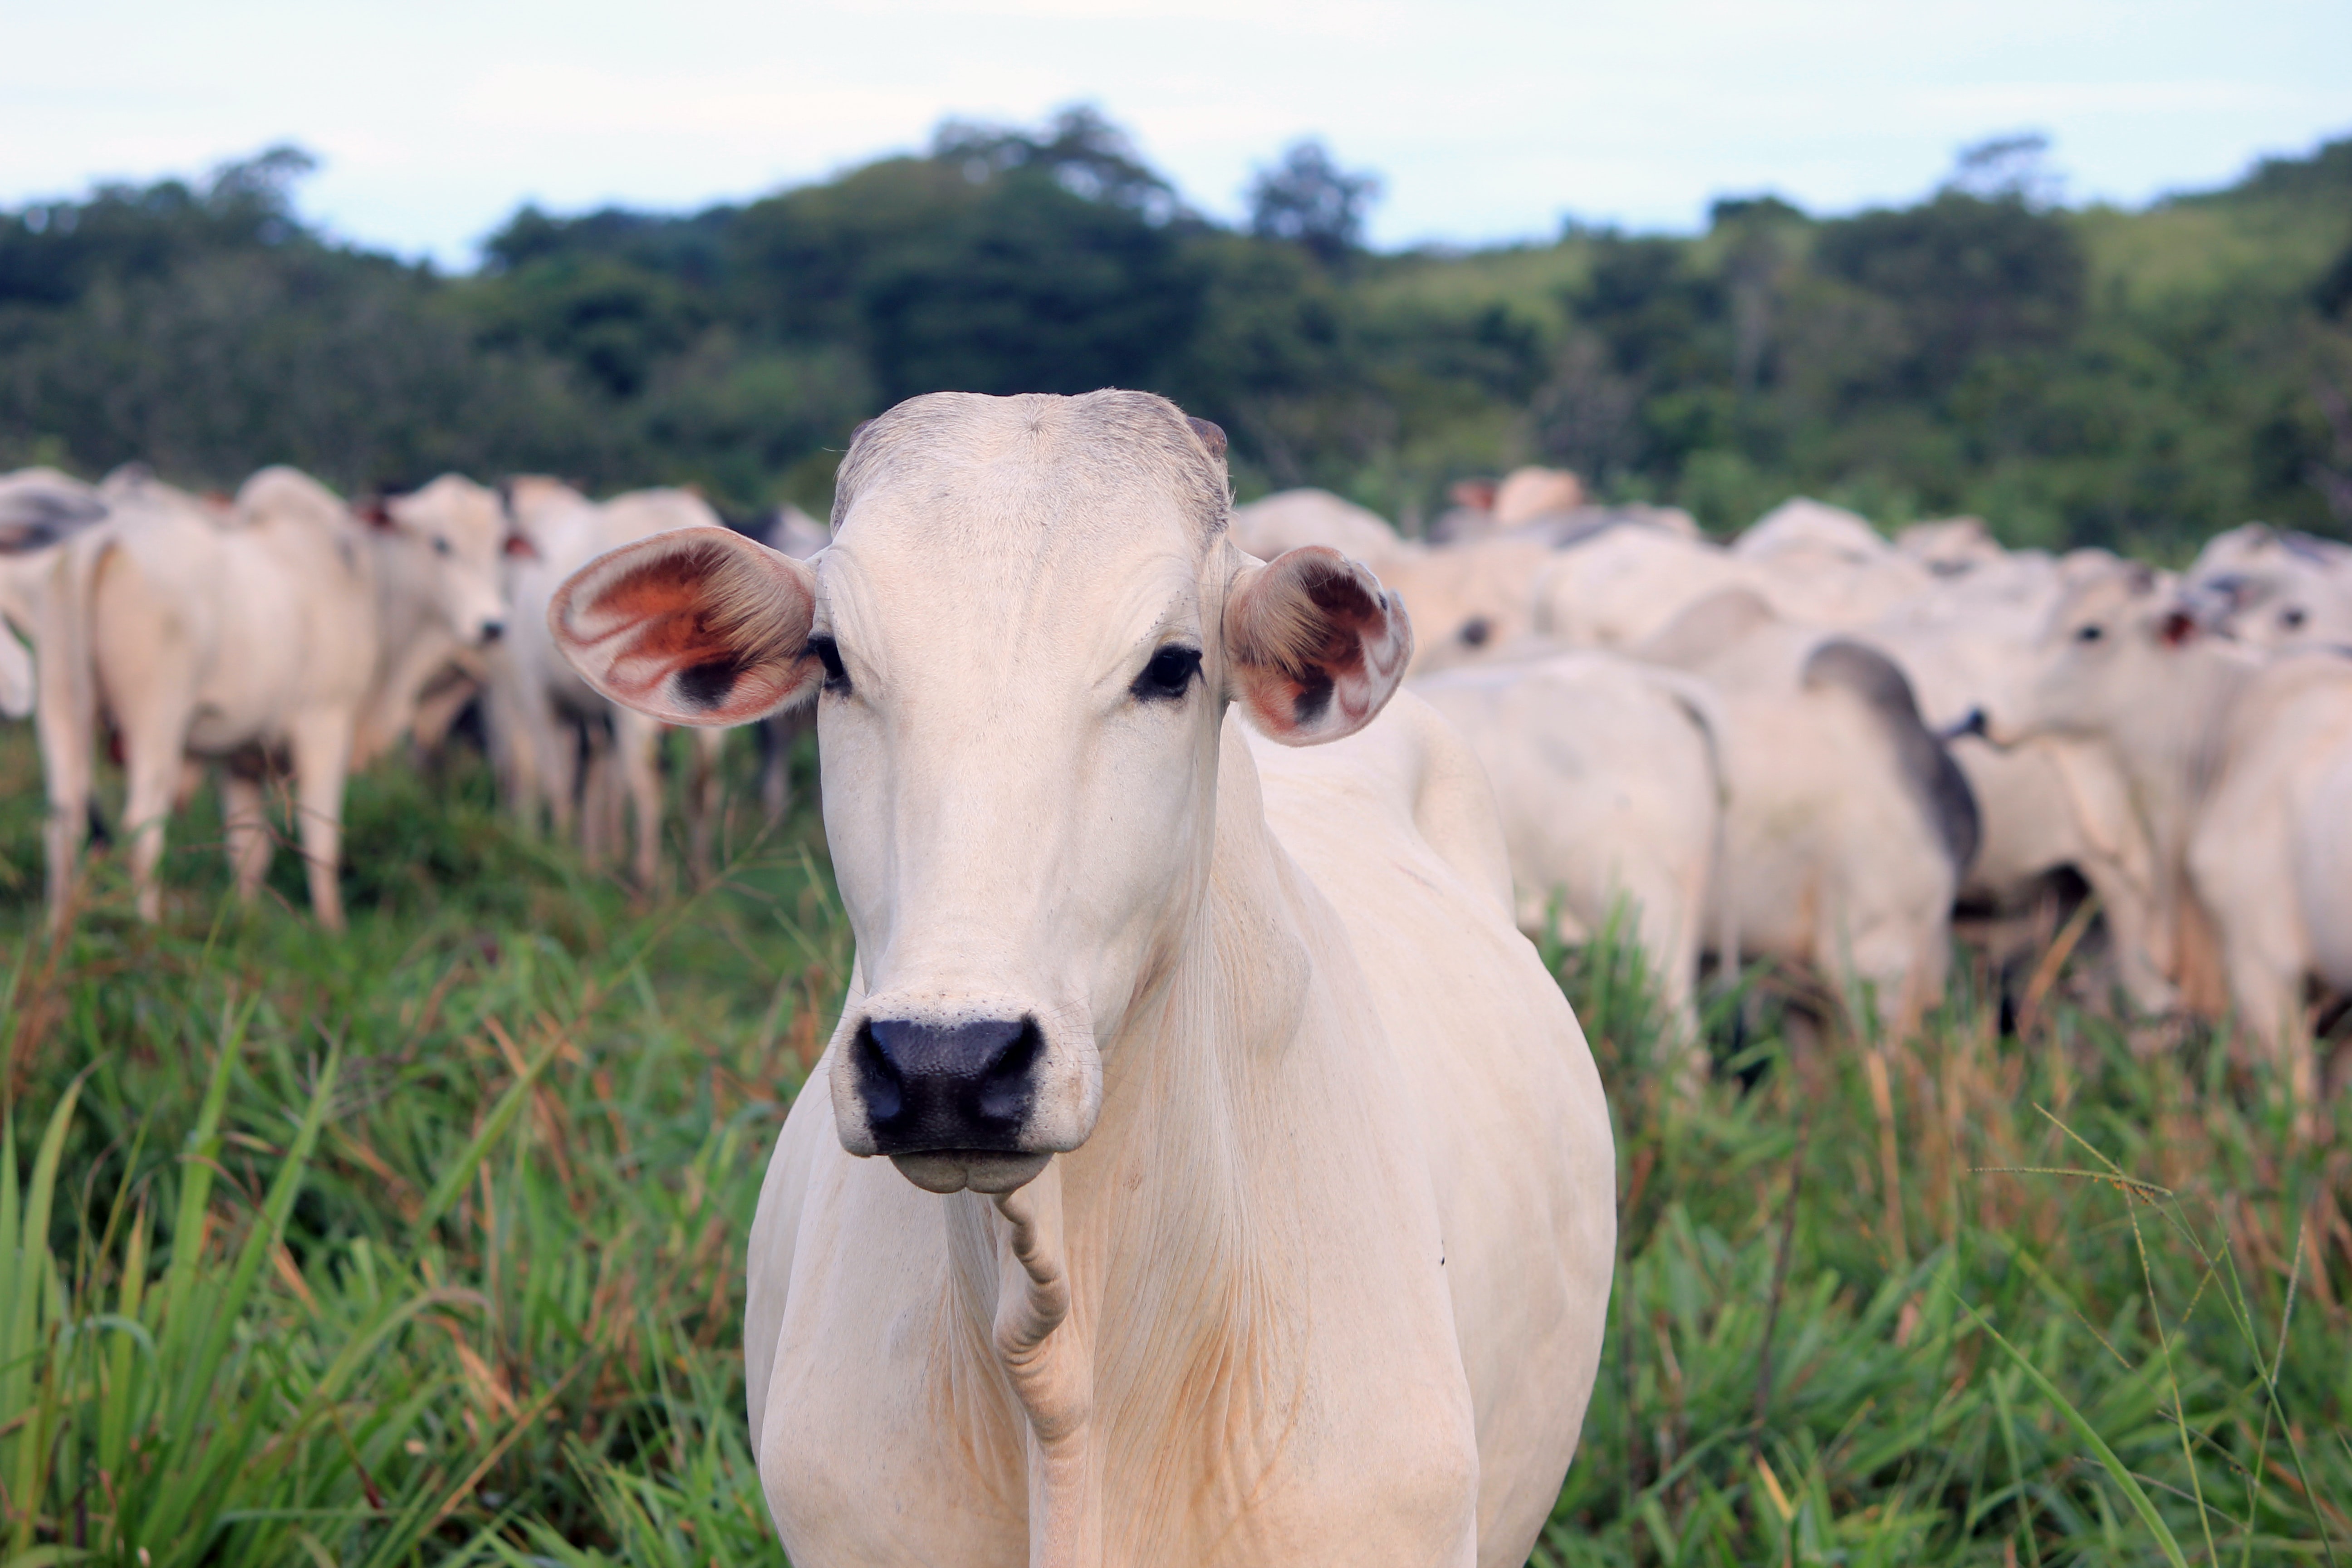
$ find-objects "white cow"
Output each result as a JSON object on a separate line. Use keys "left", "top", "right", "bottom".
{"left": 1227, "top": 486, "right": 1416, "bottom": 572}
{"left": 0, "top": 469, "right": 113, "bottom": 720}
{"left": 1638, "top": 589, "right": 1979, "bottom": 1033}
{"left": 1535, "top": 526, "right": 1754, "bottom": 648}
{"left": 1894, "top": 516, "right": 2007, "bottom": 577}
{"left": 1973, "top": 561, "right": 2261, "bottom": 1010}
{"left": 1414, "top": 648, "right": 1725, "bottom": 1057}
{"left": 492, "top": 479, "right": 732, "bottom": 885}
{"left": 1732, "top": 497, "right": 1889, "bottom": 564}
{"left": 2185, "top": 652, "right": 2352, "bottom": 1100}
{"left": 349, "top": 475, "right": 516, "bottom": 766}
{"left": 57, "top": 465, "right": 508, "bottom": 927}
{"left": 548, "top": 390, "right": 1616, "bottom": 1567}
{"left": 1865, "top": 558, "right": 2176, "bottom": 1014}
{"left": 2182, "top": 524, "right": 2352, "bottom": 652}
{"left": 1537, "top": 509, "right": 1936, "bottom": 652}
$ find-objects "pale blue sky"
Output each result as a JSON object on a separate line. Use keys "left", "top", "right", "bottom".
{"left": 5, "top": 0, "right": 2347, "bottom": 267}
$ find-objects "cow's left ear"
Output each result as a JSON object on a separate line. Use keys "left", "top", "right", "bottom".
{"left": 1224, "top": 545, "right": 1412, "bottom": 745}
{"left": 549, "top": 525, "right": 821, "bottom": 726}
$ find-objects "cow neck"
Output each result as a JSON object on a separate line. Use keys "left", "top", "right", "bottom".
{"left": 2112, "top": 641, "right": 2254, "bottom": 860}
{"left": 967, "top": 720, "right": 1324, "bottom": 1568}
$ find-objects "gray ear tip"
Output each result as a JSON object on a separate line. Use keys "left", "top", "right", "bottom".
{"left": 1185, "top": 417, "right": 1227, "bottom": 461}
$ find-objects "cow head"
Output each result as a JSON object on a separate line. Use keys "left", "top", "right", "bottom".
{"left": 547, "top": 391, "right": 1407, "bottom": 1196}
{"left": 1977, "top": 561, "right": 2197, "bottom": 747}
{"left": 380, "top": 475, "right": 514, "bottom": 645}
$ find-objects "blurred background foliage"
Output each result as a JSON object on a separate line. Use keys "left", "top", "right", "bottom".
{"left": 3, "top": 108, "right": 2349, "bottom": 553}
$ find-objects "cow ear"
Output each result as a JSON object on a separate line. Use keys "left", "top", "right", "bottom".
{"left": 1224, "top": 545, "right": 1411, "bottom": 745}
{"left": 549, "top": 525, "right": 821, "bottom": 726}
{"left": 503, "top": 530, "right": 540, "bottom": 560}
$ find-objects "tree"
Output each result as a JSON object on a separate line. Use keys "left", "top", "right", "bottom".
{"left": 1246, "top": 140, "right": 1381, "bottom": 265}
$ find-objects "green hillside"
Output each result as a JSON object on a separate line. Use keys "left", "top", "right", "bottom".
{"left": 2, "top": 115, "right": 2347, "bottom": 552}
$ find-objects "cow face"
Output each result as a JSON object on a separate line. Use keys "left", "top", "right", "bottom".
{"left": 1979, "top": 564, "right": 2192, "bottom": 746}
{"left": 545, "top": 392, "right": 1407, "bottom": 1197}
{"left": 384, "top": 475, "right": 513, "bottom": 645}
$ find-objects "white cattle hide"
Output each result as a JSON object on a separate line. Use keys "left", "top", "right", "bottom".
{"left": 52, "top": 465, "right": 509, "bottom": 927}
{"left": 1637, "top": 590, "right": 1977, "bottom": 1032}
{"left": 1414, "top": 648, "right": 1725, "bottom": 1057}
{"left": 0, "top": 468, "right": 113, "bottom": 719}
{"left": 1228, "top": 487, "right": 1416, "bottom": 573}
{"left": 2182, "top": 523, "right": 2352, "bottom": 652}
{"left": 1866, "top": 559, "right": 2174, "bottom": 1012}
{"left": 1491, "top": 465, "right": 1586, "bottom": 526}
{"left": 1734, "top": 497, "right": 1889, "bottom": 563}
{"left": 351, "top": 474, "right": 512, "bottom": 766}
{"left": 1973, "top": 561, "right": 2264, "bottom": 1023}
{"left": 1894, "top": 516, "right": 2006, "bottom": 576}
{"left": 491, "top": 480, "right": 730, "bottom": 884}
{"left": 2186, "top": 652, "right": 2352, "bottom": 1098}
{"left": 548, "top": 391, "right": 1615, "bottom": 1567}
{"left": 1381, "top": 535, "right": 1556, "bottom": 673}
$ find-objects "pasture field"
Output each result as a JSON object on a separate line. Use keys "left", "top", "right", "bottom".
{"left": 0, "top": 720, "right": 2347, "bottom": 1566}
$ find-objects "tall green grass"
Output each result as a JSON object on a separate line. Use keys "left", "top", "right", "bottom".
{"left": 0, "top": 724, "right": 2346, "bottom": 1564}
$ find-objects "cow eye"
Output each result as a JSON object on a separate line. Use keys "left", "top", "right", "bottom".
{"left": 2281, "top": 606, "right": 2306, "bottom": 629}
{"left": 432, "top": 536, "right": 453, "bottom": 557}
{"left": 1132, "top": 645, "right": 1201, "bottom": 702}
{"left": 2074, "top": 623, "right": 2105, "bottom": 643}
{"left": 806, "top": 635, "right": 850, "bottom": 695}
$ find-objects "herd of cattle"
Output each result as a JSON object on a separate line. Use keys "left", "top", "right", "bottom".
{"left": 1, "top": 436, "right": 2349, "bottom": 1103}
{"left": 1239, "top": 478, "right": 2352, "bottom": 1100}
{"left": 0, "top": 462, "right": 828, "bottom": 927}
{"left": 2, "top": 389, "right": 2348, "bottom": 1559}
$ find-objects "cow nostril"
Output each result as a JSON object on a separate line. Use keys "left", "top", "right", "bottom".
{"left": 856, "top": 1017, "right": 1042, "bottom": 1153}
{"left": 479, "top": 620, "right": 506, "bottom": 644}
{"left": 852, "top": 1021, "right": 906, "bottom": 1122}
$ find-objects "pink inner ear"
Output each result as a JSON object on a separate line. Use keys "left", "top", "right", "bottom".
{"left": 1229, "top": 549, "right": 1410, "bottom": 739}
{"left": 554, "top": 530, "right": 818, "bottom": 724}
{"left": 587, "top": 558, "right": 738, "bottom": 701}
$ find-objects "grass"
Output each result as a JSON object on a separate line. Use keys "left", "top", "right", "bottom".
{"left": 0, "top": 721, "right": 2347, "bottom": 1565}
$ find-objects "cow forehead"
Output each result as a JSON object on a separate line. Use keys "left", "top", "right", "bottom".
{"left": 830, "top": 460, "right": 1217, "bottom": 639}
{"left": 821, "top": 517, "right": 1207, "bottom": 684}
{"left": 395, "top": 476, "right": 502, "bottom": 544}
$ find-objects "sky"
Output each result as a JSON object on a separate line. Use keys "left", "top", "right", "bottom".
{"left": 4, "top": 0, "right": 2348, "bottom": 269}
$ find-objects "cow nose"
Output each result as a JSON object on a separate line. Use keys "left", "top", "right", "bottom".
{"left": 852, "top": 1017, "right": 1043, "bottom": 1154}
{"left": 478, "top": 619, "right": 506, "bottom": 645}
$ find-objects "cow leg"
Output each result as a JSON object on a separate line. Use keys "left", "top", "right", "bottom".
{"left": 2076, "top": 853, "right": 2177, "bottom": 1017}
{"left": 220, "top": 769, "right": 274, "bottom": 903}
{"left": 118, "top": 740, "right": 186, "bottom": 925}
{"left": 578, "top": 726, "right": 617, "bottom": 870}
{"left": 37, "top": 675, "right": 94, "bottom": 921}
{"left": 91, "top": 548, "right": 196, "bottom": 924}
{"left": 288, "top": 708, "right": 355, "bottom": 932}
{"left": 615, "top": 708, "right": 666, "bottom": 889}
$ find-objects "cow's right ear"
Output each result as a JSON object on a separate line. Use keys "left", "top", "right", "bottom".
{"left": 549, "top": 525, "right": 821, "bottom": 726}
{"left": 1224, "top": 545, "right": 1411, "bottom": 745}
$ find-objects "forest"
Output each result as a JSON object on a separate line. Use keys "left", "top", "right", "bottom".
{"left": 2, "top": 108, "right": 2348, "bottom": 555}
